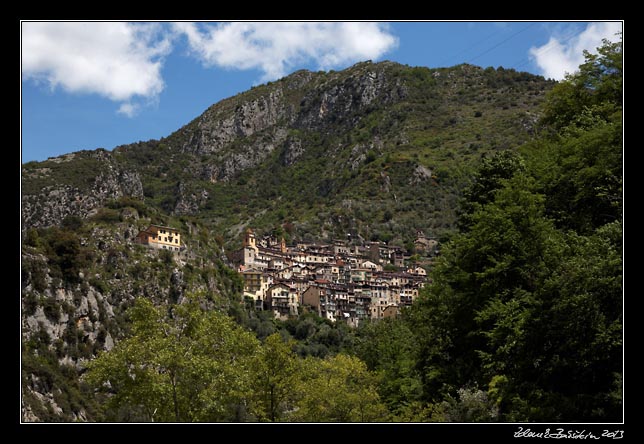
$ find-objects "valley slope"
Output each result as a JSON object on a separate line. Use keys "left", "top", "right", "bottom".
{"left": 21, "top": 60, "right": 555, "bottom": 421}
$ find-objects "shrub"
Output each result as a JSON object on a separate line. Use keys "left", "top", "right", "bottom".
{"left": 42, "top": 298, "right": 61, "bottom": 322}
{"left": 61, "top": 215, "right": 84, "bottom": 231}
{"left": 159, "top": 249, "right": 174, "bottom": 265}
{"left": 23, "top": 292, "right": 39, "bottom": 316}
{"left": 91, "top": 208, "right": 121, "bottom": 224}
{"left": 89, "top": 278, "right": 110, "bottom": 294}
{"left": 24, "top": 228, "right": 40, "bottom": 248}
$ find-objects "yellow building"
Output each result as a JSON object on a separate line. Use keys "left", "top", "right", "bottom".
{"left": 135, "top": 224, "right": 182, "bottom": 252}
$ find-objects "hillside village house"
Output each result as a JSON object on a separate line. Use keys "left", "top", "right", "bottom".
{"left": 414, "top": 230, "right": 439, "bottom": 255}
{"left": 266, "top": 283, "right": 299, "bottom": 320}
{"left": 135, "top": 224, "right": 182, "bottom": 252}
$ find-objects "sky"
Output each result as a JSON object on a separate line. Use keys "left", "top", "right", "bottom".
{"left": 21, "top": 21, "right": 622, "bottom": 163}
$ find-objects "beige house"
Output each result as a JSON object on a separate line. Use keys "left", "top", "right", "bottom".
{"left": 407, "top": 266, "right": 427, "bottom": 276}
{"left": 361, "top": 260, "right": 382, "bottom": 272}
{"left": 266, "top": 283, "right": 298, "bottom": 319}
{"left": 241, "top": 269, "right": 263, "bottom": 294}
{"left": 135, "top": 224, "right": 182, "bottom": 252}
{"left": 414, "top": 231, "right": 439, "bottom": 255}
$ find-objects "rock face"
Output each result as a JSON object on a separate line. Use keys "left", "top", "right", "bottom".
{"left": 20, "top": 219, "right": 221, "bottom": 422}
{"left": 280, "top": 136, "right": 304, "bottom": 166}
{"left": 167, "top": 62, "right": 406, "bottom": 181}
{"left": 296, "top": 64, "right": 406, "bottom": 131}
{"left": 410, "top": 165, "right": 432, "bottom": 185}
{"left": 182, "top": 88, "right": 287, "bottom": 155}
{"left": 177, "top": 63, "right": 403, "bottom": 156}
{"left": 22, "top": 150, "right": 143, "bottom": 229}
{"left": 174, "top": 182, "right": 209, "bottom": 215}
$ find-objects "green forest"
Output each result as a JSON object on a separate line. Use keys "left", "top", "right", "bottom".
{"left": 77, "top": 38, "right": 622, "bottom": 422}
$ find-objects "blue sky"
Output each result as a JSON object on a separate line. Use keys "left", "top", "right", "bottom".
{"left": 21, "top": 21, "right": 622, "bottom": 163}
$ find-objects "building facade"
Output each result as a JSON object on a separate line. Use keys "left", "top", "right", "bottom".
{"left": 135, "top": 224, "right": 182, "bottom": 252}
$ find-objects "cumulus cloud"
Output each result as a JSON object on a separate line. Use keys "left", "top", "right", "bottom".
{"left": 530, "top": 22, "right": 622, "bottom": 80}
{"left": 22, "top": 22, "right": 171, "bottom": 115}
{"left": 173, "top": 22, "right": 398, "bottom": 81}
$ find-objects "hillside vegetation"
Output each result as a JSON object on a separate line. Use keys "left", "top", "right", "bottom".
{"left": 20, "top": 36, "right": 621, "bottom": 422}
{"left": 23, "top": 60, "right": 554, "bottom": 247}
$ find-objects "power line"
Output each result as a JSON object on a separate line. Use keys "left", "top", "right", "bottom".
{"left": 513, "top": 27, "right": 584, "bottom": 71}
{"left": 467, "top": 22, "right": 537, "bottom": 64}
{"left": 437, "top": 26, "right": 505, "bottom": 67}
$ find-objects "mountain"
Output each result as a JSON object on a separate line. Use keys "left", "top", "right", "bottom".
{"left": 21, "top": 60, "right": 555, "bottom": 421}
{"left": 22, "top": 61, "right": 554, "bottom": 246}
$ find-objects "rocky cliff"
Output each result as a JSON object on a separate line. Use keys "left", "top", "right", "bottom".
{"left": 21, "top": 201, "right": 244, "bottom": 421}
{"left": 22, "top": 149, "right": 143, "bottom": 229}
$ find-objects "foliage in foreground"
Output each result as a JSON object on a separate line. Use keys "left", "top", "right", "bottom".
{"left": 85, "top": 296, "right": 388, "bottom": 422}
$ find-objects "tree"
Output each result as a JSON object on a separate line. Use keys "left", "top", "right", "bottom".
{"left": 289, "top": 354, "right": 389, "bottom": 422}
{"left": 407, "top": 35, "right": 622, "bottom": 421}
{"left": 411, "top": 174, "right": 557, "bottom": 400}
{"left": 540, "top": 35, "right": 622, "bottom": 130}
{"left": 525, "top": 36, "right": 622, "bottom": 234}
{"left": 438, "top": 387, "right": 499, "bottom": 422}
{"left": 354, "top": 318, "right": 423, "bottom": 411}
{"left": 84, "top": 295, "right": 260, "bottom": 422}
{"left": 458, "top": 150, "right": 526, "bottom": 230}
{"left": 250, "top": 333, "right": 300, "bottom": 422}
{"left": 523, "top": 109, "right": 622, "bottom": 234}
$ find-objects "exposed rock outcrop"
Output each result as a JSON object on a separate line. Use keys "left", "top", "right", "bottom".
{"left": 22, "top": 150, "right": 143, "bottom": 230}
{"left": 174, "top": 182, "right": 209, "bottom": 215}
{"left": 183, "top": 88, "right": 287, "bottom": 155}
{"left": 410, "top": 164, "right": 432, "bottom": 185}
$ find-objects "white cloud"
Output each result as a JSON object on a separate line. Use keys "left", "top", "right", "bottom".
{"left": 22, "top": 22, "right": 171, "bottom": 115}
{"left": 530, "top": 22, "right": 622, "bottom": 80}
{"left": 173, "top": 22, "right": 398, "bottom": 81}
{"left": 117, "top": 102, "right": 139, "bottom": 118}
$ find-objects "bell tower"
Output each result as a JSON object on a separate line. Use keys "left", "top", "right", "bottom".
{"left": 244, "top": 228, "right": 257, "bottom": 251}
{"left": 243, "top": 228, "right": 258, "bottom": 267}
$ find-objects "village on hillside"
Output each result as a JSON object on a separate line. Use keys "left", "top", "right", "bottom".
{"left": 233, "top": 228, "right": 438, "bottom": 326}
{"left": 134, "top": 224, "right": 439, "bottom": 326}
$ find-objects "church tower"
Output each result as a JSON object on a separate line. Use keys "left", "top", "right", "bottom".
{"left": 280, "top": 237, "right": 287, "bottom": 254}
{"left": 244, "top": 228, "right": 258, "bottom": 251}
{"left": 243, "top": 228, "right": 259, "bottom": 266}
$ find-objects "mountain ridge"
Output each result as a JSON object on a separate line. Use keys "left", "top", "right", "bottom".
{"left": 22, "top": 60, "right": 554, "bottom": 246}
